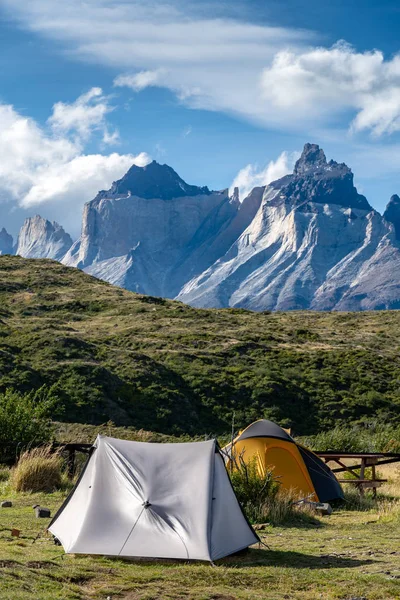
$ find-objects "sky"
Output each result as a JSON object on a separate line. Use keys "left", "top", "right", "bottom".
{"left": 1, "top": 0, "right": 400, "bottom": 238}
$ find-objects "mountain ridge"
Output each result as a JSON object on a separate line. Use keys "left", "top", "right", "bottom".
{"left": 5, "top": 144, "right": 400, "bottom": 311}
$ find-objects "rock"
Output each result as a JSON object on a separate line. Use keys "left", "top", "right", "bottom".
{"left": 1, "top": 501, "right": 12, "bottom": 508}
{"left": 293, "top": 142, "right": 328, "bottom": 175}
{"left": 63, "top": 162, "right": 247, "bottom": 298}
{"left": 383, "top": 194, "right": 400, "bottom": 239}
{"left": 16, "top": 215, "right": 73, "bottom": 260}
{"left": 253, "top": 523, "right": 270, "bottom": 531}
{"left": 177, "top": 144, "right": 400, "bottom": 311}
{"left": 109, "top": 159, "right": 211, "bottom": 200}
{"left": 313, "top": 502, "right": 333, "bottom": 516}
{"left": 33, "top": 506, "right": 51, "bottom": 518}
{"left": 0, "top": 228, "right": 13, "bottom": 255}
{"left": 10, "top": 143, "right": 400, "bottom": 312}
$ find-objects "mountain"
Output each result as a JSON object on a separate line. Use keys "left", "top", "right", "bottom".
{"left": 109, "top": 159, "right": 211, "bottom": 200}
{"left": 63, "top": 162, "right": 256, "bottom": 298}
{"left": 16, "top": 215, "right": 73, "bottom": 260}
{"left": 383, "top": 194, "right": 400, "bottom": 239}
{"left": 1, "top": 255, "right": 400, "bottom": 434}
{"left": 8, "top": 143, "right": 400, "bottom": 311}
{"left": 178, "top": 144, "right": 400, "bottom": 310}
{"left": 0, "top": 228, "right": 13, "bottom": 255}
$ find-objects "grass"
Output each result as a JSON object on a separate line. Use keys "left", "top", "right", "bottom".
{"left": 299, "top": 423, "right": 400, "bottom": 453}
{"left": 11, "top": 447, "right": 65, "bottom": 493}
{"left": 0, "top": 466, "right": 399, "bottom": 599}
{"left": 1, "top": 255, "right": 400, "bottom": 436}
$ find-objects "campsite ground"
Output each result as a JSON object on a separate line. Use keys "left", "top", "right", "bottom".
{"left": 0, "top": 466, "right": 399, "bottom": 600}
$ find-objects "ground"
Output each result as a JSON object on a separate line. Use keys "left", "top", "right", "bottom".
{"left": 0, "top": 467, "right": 399, "bottom": 600}
{"left": 2, "top": 255, "right": 400, "bottom": 437}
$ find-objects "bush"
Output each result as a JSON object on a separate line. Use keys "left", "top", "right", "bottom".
{"left": 229, "top": 455, "right": 280, "bottom": 523}
{"left": 11, "top": 446, "right": 63, "bottom": 492}
{"left": 229, "top": 455, "right": 321, "bottom": 526}
{"left": 0, "top": 466, "right": 9, "bottom": 482}
{"left": 0, "top": 387, "right": 58, "bottom": 463}
{"left": 299, "top": 422, "right": 400, "bottom": 453}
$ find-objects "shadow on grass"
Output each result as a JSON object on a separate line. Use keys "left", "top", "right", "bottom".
{"left": 268, "top": 517, "right": 325, "bottom": 529}
{"left": 221, "top": 548, "right": 375, "bottom": 569}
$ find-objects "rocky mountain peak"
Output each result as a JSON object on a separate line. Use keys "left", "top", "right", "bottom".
{"left": 383, "top": 194, "right": 400, "bottom": 239}
{"left": 230, "top": 186, "right": 240, "bottom": 205}
{"left": 269, "top": 143, "right": 371, "bottom": 211}
{"left": 0, "top": 227, "right": 13, "bottom": 255}
{"left": 294, "top": 143, "right": 327, "bottom": 175}
{"left": 105, "top": 159, "right": 211, "bottom": 201}
{"left": 16, "top": 215, "right": 73, "bottom": 260}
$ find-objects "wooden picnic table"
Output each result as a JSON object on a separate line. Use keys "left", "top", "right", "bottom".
{"left": 315, "top": 451, "right": 400, "bottom": 497}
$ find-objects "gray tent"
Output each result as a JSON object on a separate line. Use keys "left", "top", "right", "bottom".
{"left": 49, "top": 436, "right": 258, "bottom": 561}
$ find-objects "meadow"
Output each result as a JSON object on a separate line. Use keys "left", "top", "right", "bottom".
{"left": 0, "top": 464, "right": 399, "bottom": 600}
{"left": 1, "top": 255, "right": 400, "bottom": 598}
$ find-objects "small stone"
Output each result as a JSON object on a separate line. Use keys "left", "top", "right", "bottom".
{"left": 253, "top": 523, "right": 270, "bottom": 531}
{"left": 314, "top": 502, "right": 333, "bottom": 516}
{"left": 35, "top": 506, "right": 51, "bottom": 518}
{"left": 1, "top": 501, "right": 12, "bottom": 508}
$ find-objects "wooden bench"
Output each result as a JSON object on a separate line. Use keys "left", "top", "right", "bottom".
{"left": 315, "top": 452, "right": 400, "bottom": 497}
{"left": 337, "top": 478, "right": 387, "bottom": 496}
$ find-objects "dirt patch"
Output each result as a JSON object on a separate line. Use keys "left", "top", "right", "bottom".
{"left": 26, "top": 561, "right": 58, "bottom": 569}
{"left": 0, "top": 560, "right": 20, "bottom": 568}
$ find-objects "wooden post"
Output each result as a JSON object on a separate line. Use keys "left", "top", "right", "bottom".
{"left": 358, "top": 457, "right": 366, "bottom": 495}
{"left": 67, "top": 448, "right": 76, "bottom": 478}
{"left": 371, "top": 463, "right": 377, "bottom": 498}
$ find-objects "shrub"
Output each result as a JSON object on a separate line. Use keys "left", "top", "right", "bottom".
{"left": 0, "top": 387, "right": 58, "bottom": 463}
{"left": 0, "top": 466, "right": 10, "bottom": 482}
{"left": 299, "top": 422, "right": 400, "bottom": 453}
{"left": 229, "top": 455, "right": 280, "bottom": 523}
{"left": 229, "top": 455, "right": 321, "bottom": 526}
{"left": 11, "top": 446, "right": 63, "bottom": 492}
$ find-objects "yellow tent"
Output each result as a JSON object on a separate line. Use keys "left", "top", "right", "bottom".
{"left": 223, "top": 419, "right": 343, "bottom": 502}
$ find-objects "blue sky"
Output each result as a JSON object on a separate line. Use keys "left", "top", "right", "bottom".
{"left": 1, "top": 0, "right": 400, "bottom": 237}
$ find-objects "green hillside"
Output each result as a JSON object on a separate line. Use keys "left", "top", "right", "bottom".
{"left": 0, "top": 255, "right": 399, "bottom": 436}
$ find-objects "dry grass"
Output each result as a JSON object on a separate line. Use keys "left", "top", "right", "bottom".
{"left": 11, "top": 447, "right": 63, "bottom": 493}
{"left": 260, "top": 488, "right": 320, "bottom": 525}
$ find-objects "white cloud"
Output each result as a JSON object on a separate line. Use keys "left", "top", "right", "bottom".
{"left": 0, "top": 95, "right": 150, "bottom": 236}
{"left": 0, "top": 0, "right": 312, "bottom": 128}
{"left": 230, "top": 151, "right": 297, "bottom": 200}
{"left": 22, "top": 152, "right": 150, "bottom": 207}
{"left": 261, "top": 42, "right": 400, "bottom": 135}
{"left": 48, "top": 86, "right": 116, "bottom": 141}
{"left": 102, "top": 128, "right": 120, "bottom": 145}
{"left": 114, "top": 69, "right": 165, "bottom": 91}
{"left": 4, "top": 1, "right": 400, "bottom": 137}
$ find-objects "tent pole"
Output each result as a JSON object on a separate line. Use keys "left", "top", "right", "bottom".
{"left": 230, "top": 411, "right": 235, "bottom": 475}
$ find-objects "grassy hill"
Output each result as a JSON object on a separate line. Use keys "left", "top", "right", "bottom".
{"left": 0, "top": 254, "right": 400, "bottom": 436}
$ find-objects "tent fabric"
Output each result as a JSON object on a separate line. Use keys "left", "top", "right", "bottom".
{"left": 49, "top": 436, "right": 258, "bottom": 562}
{"left": 297, "top": 445, "right": 344, "bottom": 503}
{"left": 223, "top": 420, "right": 343, "bottom": 503}
{"left": 238, "top": 419, "right": 293, "bottom": 442}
